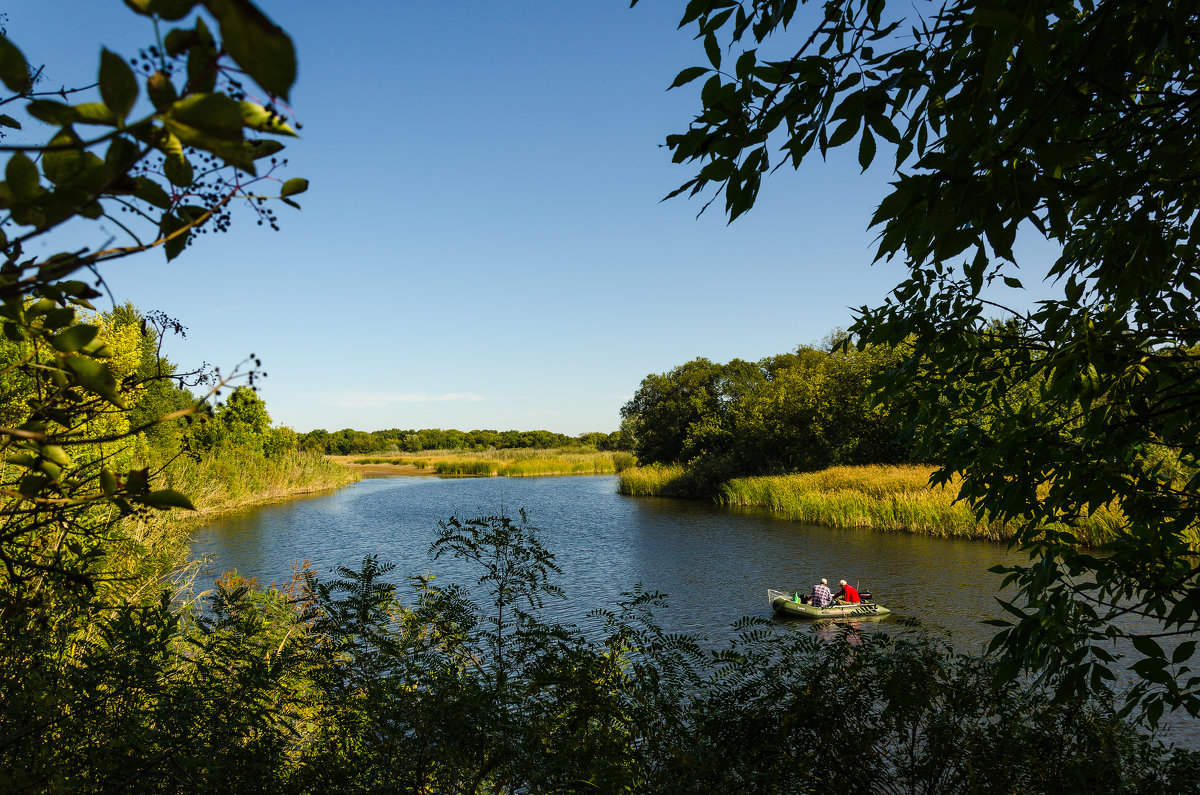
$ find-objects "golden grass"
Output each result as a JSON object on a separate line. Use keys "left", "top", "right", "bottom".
{"left": 616, "top": 463, "right": 692, "bottom": 497}
{"left": 618, "top": 463, "right": 1133, "bottom": 546}
{"left": 719, "top": 465, "right": 999, "bottom": 539}
{"left": 158, "top": 449, "right": 359, "bottom": 517}
{"left": 333, "top": 448, "right": 636, "bottom": 478}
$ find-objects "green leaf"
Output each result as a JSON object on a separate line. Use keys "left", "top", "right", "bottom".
{"left": 0, "top": 114, "right": 20, "bottom": 130}
{"left": 858, "top": 127, "right": 876, "bottom": 171}
{"left": 147, "top": 71, "right": 178, "bottom": 112}
{"left": 64, "top": 355, "right": 123, "bottom": 407}
{"left": 186, "top": 18, "right": 219, "bottom": 93}
{"left": 158, "top": 130, "right": 194, "bottom": 187}
{"left": 735, "top": 49, "right": 757, "bottom": 81}
{"left": 99, "top": 48, "right": 139, "bottom": 121}
{"left": 165, "top": 93, "right": 254, "bottom": 171}
{"left": 26, "top": 100, "right": 78, "bottom": 126}
{"left": 100, "top": 468, "right": 117, "bottom": 498}
{"left": 704, "top": 31, "right": 721, "bottom": 69}
{"left": 204, "top": 0, "right": 297, "bottom": 100}
{"left": 40, "top": 445, "right": 71, "bottom": 467}
{"left": 43, "top": 308, "right": 75, "bottom": 329}
{"left": 1173, "top": 640, "right": 1196, "bottom": 665}
{"left": 700, "top": 159, "right": 734, "bottom": 181}
{"left": 163, "top": 154, "right": 194, "bottom": 187}
{"left": 6, "top": 152, "right": 39, "bottom": 199}
{"left": 105, "top": 136, "right": 141, "bottom": 173}
{"left": 164, "top": 27, "right": 199, "bottom": 57}
{"left": 244, "top": 138, "right": 284, "bottom": 159}
{"left": 669, "top": 66, "right": 709, "bottom": 89}
{"left": 49, "top": 324, "right": 99, "bottom": 353}
{"left": 280, "top": 177, "right": 308, "bottom": 197}
{"left": 167, "top": 93, "right": 244, "bottom": 141}
{"left": 239, "top": 101, "right": 296, "bottom": 135}
{"left": 0, "top": 34, "right": 32, "bottom": 93}
{"left": 138, "top": 489, "right": 196, "bottom": 510}
{"left": 176, "top": 204, "right": 209, "bottom": 224}
{"left": 1002, "top": 276, "right": 1024, "bottom": 289}
{"left": 1131, "top": 635, "right": 1165, "bottom": 659}
{"left": 150, "top": 0, "right": 201, "bottom": 20}
{"left": 871, "top": 114, "right": 901, "bottom": 145}
{"left": 827, "top": 117, "right": 861, "bottom": 149}
{"left": 134, "top": 177, "right": 173, "bottom": 209}
{"left": 69, "top": 103, "right": 120, "bottom": 126}
{"left": 159, "top": 212, "right": 190, "bottom": 261}
{"left": 42, "top": 129, "right": 86, "bottom": 185}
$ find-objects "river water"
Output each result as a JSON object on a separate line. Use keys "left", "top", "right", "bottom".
{"left": 191, "top": 473, "right": 1197, "bottom": 747}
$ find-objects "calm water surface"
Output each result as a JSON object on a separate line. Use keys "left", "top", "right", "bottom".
{"left": 192, "top": 475, "right": 1009, "bottom": 647}
{"left": 191, "top": 474, "right": 1197, "bottom": 747}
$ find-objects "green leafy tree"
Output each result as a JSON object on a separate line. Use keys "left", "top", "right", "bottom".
{"left": 622, "top": 340, "right": 909, "bottom": 487}
{"left": 647, "top": 0, "right": 1200, "bottom": 721}
{"left": 0, "top": 1, "right": 305, "bottom": 788}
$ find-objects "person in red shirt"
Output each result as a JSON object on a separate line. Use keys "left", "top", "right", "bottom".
{"left": 836, "top": 579, "right": 861, "bottom": 604}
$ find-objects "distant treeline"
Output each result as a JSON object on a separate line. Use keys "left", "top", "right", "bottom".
{"left": 620, "top": 335, "right": 914, "bottom": 491}
{"left": 299, "top": 426, "right": 634, "bottom": 456}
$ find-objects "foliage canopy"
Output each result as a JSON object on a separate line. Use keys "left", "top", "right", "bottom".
{"left": 646, "top": 0, "right": 1200, "bottom": 721}
{"left": 621, "top": 338, "right": 911, "bottom": 488}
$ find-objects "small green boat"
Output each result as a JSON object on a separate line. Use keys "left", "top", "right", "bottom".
{"left": 767, "top": 588, "right": 891, "bottom": 619}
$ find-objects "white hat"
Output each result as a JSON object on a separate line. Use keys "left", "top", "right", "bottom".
{"left": 820, "top": 578, "right": 827, "bottom": 585}
{"left": 840, "top": 579, "right": 847, "bottom": 585}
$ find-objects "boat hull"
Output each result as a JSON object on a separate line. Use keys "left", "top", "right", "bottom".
{"left": 768, "top": 588, "right": 890, "bottom": 619}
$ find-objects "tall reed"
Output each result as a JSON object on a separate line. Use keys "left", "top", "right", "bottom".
{"left": 156, "top": 449, "right": 359, "bottom": 516}
{"left": 344, "top": 448, "right": 628, "bottom": 478}
{"left": 617, "top": 464, "right": 692, "bottom": 497}
{"left": 717, "top": 465, "right": 1129, "bottom": 545}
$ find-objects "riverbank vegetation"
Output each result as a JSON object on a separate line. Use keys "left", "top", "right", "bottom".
{"left": 7, "top": 511, "right": 1196, "bottom": 792}
{"left": 300, "top": 424, "right": 634, "bottom": 455}
{"left": 339, "top": 447, "right": 637, "bottom": 478}
{"left": 620, "top": 464, "right": 1133, "bottom": 546}
{"left": 158, "top": 448, "right": 355, "bottom": 516}
{"left": 4, "top": 1, "right": 1199, "bottom": 787}
{"left": 653, "top": 0, "right": 1200, "bottom": 723}
{"left": 621, "top": 338, "right": 912, "bottom": 493}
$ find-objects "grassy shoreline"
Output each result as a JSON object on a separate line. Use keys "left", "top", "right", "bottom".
{"left": 619, "top": 463, "right": 1126, "bottom": 546}
{"left": 158, "top": 450, "right": 360, "bottom": 524}
{"left": 333, "top": 448, "right": 636, "bottom": 478}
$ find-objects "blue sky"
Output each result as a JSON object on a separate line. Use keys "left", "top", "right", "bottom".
{"left": 5, "top": 1, "right": 1053, "bottom": 435}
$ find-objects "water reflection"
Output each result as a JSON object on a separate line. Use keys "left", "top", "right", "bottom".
{"left": 191, "top": 475, "right": 1010, "bottom": 647}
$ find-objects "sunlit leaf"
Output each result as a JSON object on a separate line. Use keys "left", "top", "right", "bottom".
{"left": 280, "top": 177, "right": 308, "bottom": 197}
{"left": 99, "top": 48, "right": 139, "bottom": 121}
{"left": 63, "top": 355, "right": 123, "bottom": 407}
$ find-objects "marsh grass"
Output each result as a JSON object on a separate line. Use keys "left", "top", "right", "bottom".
{"left": 353, "top": 456, "right": 430, "bottom": 469}
{"left": 157, "top": 449, "right": 359, "bottom": 517}
{"left": 619, "top": 463, "right": 1131, "bottom": 546}
{"left": 337, "top": 448, "right": 633, "bottom": 478}
{"left": 718, "top": 466, "right": 997, "bottom": 538}
{"left": 617, "top": 464, "right": 695, "bottom": 497}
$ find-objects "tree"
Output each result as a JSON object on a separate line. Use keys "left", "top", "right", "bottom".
{"left": 622, "top": 340, "right": 909, "bottom": 485}
{"left": 0, "top": 2, "right": 305, "bottom": 786}
{"left": 647, "top": 0, "right": 1200, "bottom": 721}
{"left": 0, "top": 0, "right": 304, "bottom": 585}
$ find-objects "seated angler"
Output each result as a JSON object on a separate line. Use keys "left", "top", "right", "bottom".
{"left": 835, "top": 579, "right": 861, "bottom": 604}
{"left": 811, "top": 578, "right": 832, "bottom": 608}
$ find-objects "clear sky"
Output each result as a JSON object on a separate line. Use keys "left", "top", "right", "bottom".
{"left": 4, "top": 1, "right": 1054, "bottom": 435}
